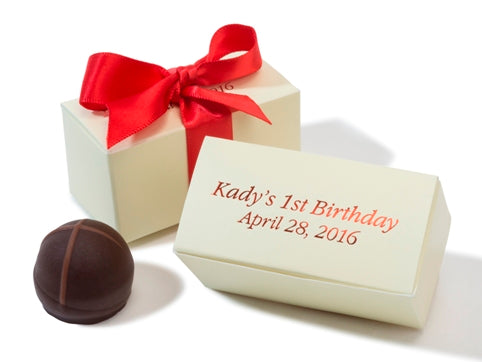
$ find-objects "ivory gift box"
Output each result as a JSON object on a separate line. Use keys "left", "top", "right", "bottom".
{"left": 174, "top": 137, "right": 451, "bottom": 328}
{"left": 61, "top": 61, "right": 299, "bottom": 242}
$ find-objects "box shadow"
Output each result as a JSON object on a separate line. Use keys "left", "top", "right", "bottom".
{"left": 219, "top": 252, "right": 482, "bottom": 360}
{"left": 301, "top": 119, "right": 394, "bottom": 166}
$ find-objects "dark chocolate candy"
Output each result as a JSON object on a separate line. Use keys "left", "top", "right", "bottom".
{"left": 33, "top": 219, "right": 134, "bottom": 324}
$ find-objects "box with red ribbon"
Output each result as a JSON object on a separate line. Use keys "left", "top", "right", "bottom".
{"left": 61, "top": 24, "right": 300, "bottom": 242}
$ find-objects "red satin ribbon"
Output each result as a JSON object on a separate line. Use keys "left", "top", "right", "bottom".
{"left": 79, "top": 24, "right": 271, "bottom": 179}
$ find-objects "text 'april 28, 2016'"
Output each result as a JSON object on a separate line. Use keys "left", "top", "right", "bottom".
{"left": 210, "top": 181, "right": 400, "bottom": 246}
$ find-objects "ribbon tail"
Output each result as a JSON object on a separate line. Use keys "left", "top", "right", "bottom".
{"left": 182, "top": 86, "right": 271, "bottom": 127}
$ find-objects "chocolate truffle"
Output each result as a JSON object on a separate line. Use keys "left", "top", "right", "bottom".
{"left": 33, "top": 219, "right": 134, "bottom": 324}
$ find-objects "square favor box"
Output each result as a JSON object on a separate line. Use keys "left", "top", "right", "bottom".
{"left": 174, "top": 137, "right": 451, "bottom": 328}
{"left": 62, "top": 62, "right": 299, "bottom": 242}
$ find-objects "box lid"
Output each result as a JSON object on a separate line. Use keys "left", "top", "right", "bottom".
{"left": 175, "top": 137, "right": 439, "bottom": 295}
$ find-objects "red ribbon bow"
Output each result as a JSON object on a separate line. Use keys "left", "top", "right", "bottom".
{"left": 79, "top": 24, "right": 271, "bottom": 178}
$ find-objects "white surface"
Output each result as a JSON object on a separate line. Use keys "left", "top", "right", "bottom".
{"left": 1, "top": 1, "right": 481, "bottom": 361}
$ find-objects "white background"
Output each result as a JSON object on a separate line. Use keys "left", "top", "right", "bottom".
{"left": 2, "top": 1, "right": 481, "bottom": 361}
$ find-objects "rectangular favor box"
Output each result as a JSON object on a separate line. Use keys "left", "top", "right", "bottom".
{"left": 61, "top": 62, "right": 299, "bottom": 242}
{"left": 174, "top": 137, "right": 451, "bottom": 328}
